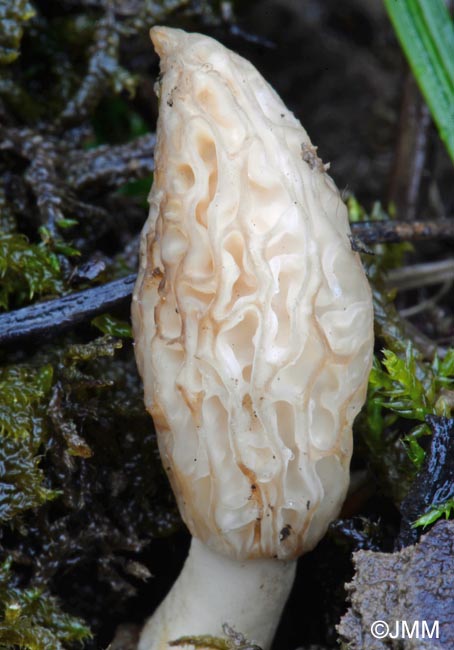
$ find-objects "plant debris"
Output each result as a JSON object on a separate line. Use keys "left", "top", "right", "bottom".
{"left": 169, "top": 623, "right": 263, "bottom": 650}
{"left": 338, "top": 520, "right": 454, "bottom": 649}
{"left": 398, "top": 415, "right": 454, "bottom": 546}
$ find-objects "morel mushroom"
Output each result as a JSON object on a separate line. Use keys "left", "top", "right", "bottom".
{"left": 132, "top": 26, "right": 374, "bottom": 650}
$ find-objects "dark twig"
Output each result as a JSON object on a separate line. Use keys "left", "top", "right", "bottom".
{"left": 1, "top": 218, "right": 453, "bottom": 347}
{"left": 66, "top": 133, "right": 156, "bottom": 192}
{"left": 62, "top": 195, "right": 110, "bottom": 221}
{"left": 58, "top": 8, "right": 135, "bottom": 127}
{"left": 350, "top": 219, "right": 454, "bottom": 245}
{"left": 1, "top": 127, "right": 66, "bottom": 236}
{"left": 1, "top": 126, "right": 155, "bottom": 213}
{"left": 0, "top": 275, "right": 136, "bottom": 347}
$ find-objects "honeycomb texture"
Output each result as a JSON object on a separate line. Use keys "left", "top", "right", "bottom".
{"left": 132, "top": 27, "right": 374, "bottom": 560}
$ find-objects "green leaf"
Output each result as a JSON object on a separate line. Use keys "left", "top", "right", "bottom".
{"left": 404, "top": 435, "right": 426, "bottom": 469}
{"left": 53, "top": 242, "right": 81, "bottom": 257}
{"left": 347, "top": 195, "right": 366, "bottom": 222}
{"left": 384, "top": 0, "right": 454, "bottom": 162}
{"left": 439, "top": 349, "right": 454, "bottom": 378}
{"left": 417, "top": 0, "right": 454, "bottom": 88}
{"left": 413, "top": 497, "right": 454, "bottom": 529}
{"left": 92, "top": 314, "right": 132, "bottom": 339}
{"left": 38, "top": 226, "right": 81, "bottom": 258}
{"left": 55, "top": 218, "right": 78, "bottom": 229}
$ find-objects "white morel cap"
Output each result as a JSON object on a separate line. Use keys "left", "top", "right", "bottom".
{"left": 132, "top": 26, "right": 374, "bottom": 562}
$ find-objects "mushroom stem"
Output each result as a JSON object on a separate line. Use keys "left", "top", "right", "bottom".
{"left": 138, "top": 537, "right": 297, "bottom": 650}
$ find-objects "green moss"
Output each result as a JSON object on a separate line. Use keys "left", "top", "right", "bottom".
{"left": 0, "top": 557, "right": 91, "bottom": 650}
{"left": 348, "top": 197, "right": 454, "bottom": 507}
{"left": 0, "top": 233, "right": 64, "bottom": 310}
{"left": 0, "top": 332, "right": 180, "bottom": 646}
{"left": 0, "top": 436, "right": 58, "bottom": 523}
{"left": 0, "top": 364, "right": 59, "bottom": 523}
{"left": 368, "top": 344, "right": 454, "bottom": 470}
{"left": 0, "top": 365, "right": 52, "bottom": 438}
{"left": 357, "top": 291, "right": 454, "bottom": 503}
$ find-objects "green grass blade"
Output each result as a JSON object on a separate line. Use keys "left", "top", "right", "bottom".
{"left": 418, "top": 0, "right": 454, "bottom": 89}
{"left": 384, "top": 0, "right": 454, "bottom": 163}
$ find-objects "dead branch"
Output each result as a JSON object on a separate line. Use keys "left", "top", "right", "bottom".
{"left": 0, "top": 274, "right": 136, "bottom": 346}
{"left": 66, "top": 133, "right": 156, "bottom": 192}
{"left": 351, "top": 218, "right": 454, "bottom": 245}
